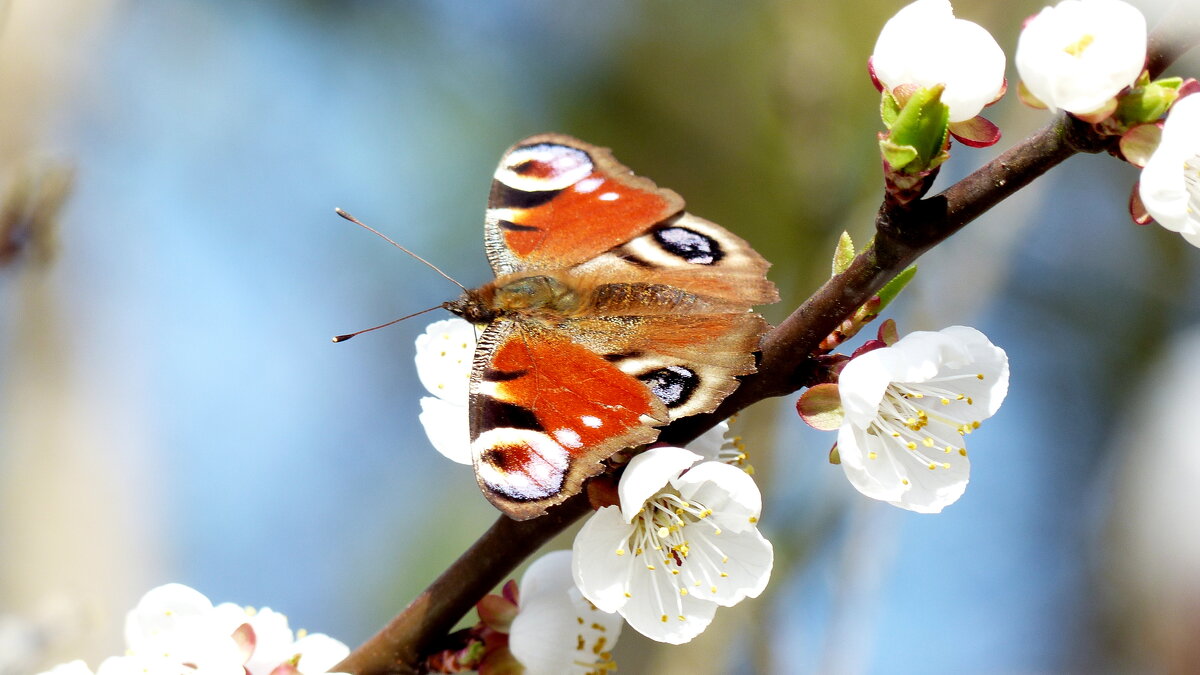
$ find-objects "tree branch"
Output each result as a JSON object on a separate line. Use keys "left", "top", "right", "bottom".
{"left": 334, "top": 22, "right": 1196, "bottom": 675}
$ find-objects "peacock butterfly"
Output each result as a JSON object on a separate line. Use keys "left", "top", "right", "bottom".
{"left": 445, "top": 134, "right": 778, "bottom": 520}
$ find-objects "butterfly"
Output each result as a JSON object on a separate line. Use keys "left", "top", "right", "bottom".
{"left": 445, "top": 134, "right": 778, "bottom": 520}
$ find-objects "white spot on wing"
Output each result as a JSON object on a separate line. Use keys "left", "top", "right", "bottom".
{"left": 581, "top": 415, "right": 603, "bottom": 428}
{"left": 554, "top": 428, "right": 583, "bottom": 448}
{"left": 575, "top": 176, "right": 604, "bottom": 193}
{"left": 599, "top": 192, "right": 620, "bottom": 201}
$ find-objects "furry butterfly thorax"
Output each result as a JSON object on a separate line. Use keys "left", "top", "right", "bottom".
{"left": 444, "top": 133, "right": 778, "bottom": 521}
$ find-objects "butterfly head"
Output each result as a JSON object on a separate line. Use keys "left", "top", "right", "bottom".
{"left": 443, "top": 286, "right": 497, "bottom": 324}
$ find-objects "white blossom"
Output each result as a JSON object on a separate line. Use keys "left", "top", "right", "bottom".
{"left": 508, "top": 550, "right": 622, "bottom": 675}
{"left": 572, "top": 446, "right": 773, "bottom": 644}
{"left": 36, "top": 662, "right": 93, "bottom": 675}
{"left": 836, "top": 326, "right": 1009, "bottom": 513}
{"left": 414, "top": 317, "right": 476, "bottom": 464}
{"left": 871, "top": 0, "right": 1006, "bottom": 123}
{"left": 1015, "top": 0, "right": 1147, "bottom": 114}
{"left": 1139, "top": 95, "right": 1200, "bottom": 246}
{"left": 37, "top": 584, "right": 349, "bottom": 675}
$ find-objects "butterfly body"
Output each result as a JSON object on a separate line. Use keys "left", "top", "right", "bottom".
{"left": 447, "top": 134, "right": 778, "bottom": 520}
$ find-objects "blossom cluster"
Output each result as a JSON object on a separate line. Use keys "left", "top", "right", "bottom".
{"left": 39, "top": 584, "right": 348, "bottom": 675}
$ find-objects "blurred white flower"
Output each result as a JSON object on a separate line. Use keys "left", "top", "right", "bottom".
{"left": 871, "top": 0, "right": 1006, "bottom": 122}
{"left": 1015, "top": 0, "right": 1146, "bottom": 115}
{"left": 37, "top": 583, "right": 349, "bottom": 675}
{"left": 572, "top": 446, "right": 772, "bottom": 644}
{"left": 836, "top": 326, "right": 1009, "bottom": 513}
{"left": 508, "top": 550, "right": 622, "bottom": 675}
{"left": 35, "top": 662, "right": 93, "bottom": 675}
{"left": 1139, "top": 95, "right": 1200, "bottom": 246}
{"left": 120, "top": 583, "right": 245, "bottom": 672}
{"left": 414, "top": 317, "right": 476, "bottom": 464}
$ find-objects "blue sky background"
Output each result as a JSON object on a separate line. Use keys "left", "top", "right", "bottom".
{"left": 2, "top": 1, "right": 1199, "bottom": 673}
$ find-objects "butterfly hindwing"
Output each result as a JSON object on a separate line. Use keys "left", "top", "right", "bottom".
{"left": 571, "top": 211, "right": 779, "bottom": 308}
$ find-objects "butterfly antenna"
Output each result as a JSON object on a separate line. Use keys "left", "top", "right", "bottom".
{"left": 334, "top": 207, "right": 467, "bottom": 291}
{"left": 332, "top": 304, "right": 446, "bottom": 343}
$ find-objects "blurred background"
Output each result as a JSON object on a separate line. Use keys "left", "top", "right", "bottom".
{"left": 1, "top": 0, "right": 1198, "bottom": 672}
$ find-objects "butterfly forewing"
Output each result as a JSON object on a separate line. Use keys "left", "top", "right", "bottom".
{"left": 484, "top": 134, "right": 685, "bottom": 275}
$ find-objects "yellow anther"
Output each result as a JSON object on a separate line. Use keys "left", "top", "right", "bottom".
{"left": 902, "top": 479, "right": 910, "bottom": 485}
{"left": 959, "top": 448, "right": 968, "bottom": 456}
{"left": 906, "top": 441, "right": 917, "bottom": 450}
{"left": 941, "top": 398, "right": 951, "bottom": 405}
{"left": 942, "top": 462, "right": 951, "bottom": 469}
{"left": 868, "top": 451, "right": 878, "bottom": 460}
{"left": 923, "top": 437, "right": 934, "bottom": 447}
{"left": 680, "top": 589, "right": 689, "bottom": 596}
{"left": 928, "top": 462, "right": 937, "bottom": 470}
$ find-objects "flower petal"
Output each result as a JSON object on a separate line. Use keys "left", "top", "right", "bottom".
{"left": 510, "top": 551, "right": 621, "bottom": 675}
{"left": 617, "top": 447, "right": 701, "bottom": 523}
{"left": 418, "top": 396, "right": 472, "bottom": 464}
{"left": 572, "top": 506, "right": 637, "bottom": 613}
{"left": 838, "top": 423, "right": 971, "bottom": 513}
{"left": 672, "top": 461, "right": 762, "bottom": 533}
{"left": 618, "top": 566, "right": 719, "bottom": 645}
{"left": 685, "top": 420, "right": 730, "bottom": 461}
{"left": 413, "top": 318, "right": 476, "bottom": 403}
{"left": 1140, "top": 95, "right": 1200, "bottom": 242}
{"left": 290, "top": 633, "right": 351, "bottom": 673}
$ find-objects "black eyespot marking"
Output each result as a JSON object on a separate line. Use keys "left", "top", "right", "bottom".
{"left": 653, "top": 226, "right": 724, "bottom": 265}
{"left": 638, "top": 365, "right": 698, "bottom": 408}
{"left": 617, "top": 252, "right": 653, "bottom": 268}
{"left": 496, "top": 220, "right": 541, "bottom": 233}
{"left": 603, "top": 351, "right": 645, "bottom": 362}
{"left": 512, "top": 159, "right": 540, "bottom": 175}
{"left": 482, "top": 367, "right": 528, "bottom": 382}
{"left": 474, "top": 397, "right": 542, "bottom": 439}
{"left": 490, "top": 182, "right": 562, "bottom": 210}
